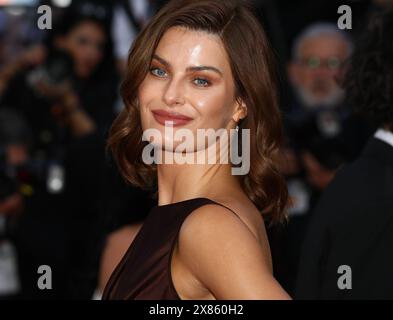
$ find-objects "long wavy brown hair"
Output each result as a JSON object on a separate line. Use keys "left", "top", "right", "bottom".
{"left": 107, "top": 0, "right": 288, "bottom": 224}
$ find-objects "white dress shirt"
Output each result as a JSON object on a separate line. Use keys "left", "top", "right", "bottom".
{"left": 374, "top": 128, "right": 393, "bottom": 148}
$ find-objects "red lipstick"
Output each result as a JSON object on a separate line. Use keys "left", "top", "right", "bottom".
{"left": 152, "top": 109, "right": 193, "bottom": 127}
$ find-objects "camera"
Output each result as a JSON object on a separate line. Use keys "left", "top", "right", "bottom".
{"left": 27, "top": 49, "right": 74, "bottom": 91}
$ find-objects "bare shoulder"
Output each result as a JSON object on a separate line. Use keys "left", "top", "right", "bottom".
{"left": 179, "top": 200, "right": 266, "bottom": 265}
{"left": 195, "top": 196, "right": 268, "bottom": 247}
{"left": 181, "top": 199, "right": 260, "bottom": 243}
{"left": 177, "top": 200, "right": 291, "bottom": 300}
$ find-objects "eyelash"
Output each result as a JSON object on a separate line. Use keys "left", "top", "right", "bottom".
{"left": 149, "top": 67, "right": 211, "bottom": 87}
{"left": 150, "top": 67, "right": 167, "bottom": 78}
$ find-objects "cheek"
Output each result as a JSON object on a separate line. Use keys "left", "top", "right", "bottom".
{"left": 301, "top": 72, "right": 318, "bottom": 87}
{"left": 192, "top": 88, "right": 233, "bottom": 128}
{"left": 138, "top": 79, "right": 156, "bottom": 113}
{"left": 328, "top": 70, "right": 340, "bottom": 81}
{"left": 138, "top": 78, "right": 158, "bottom": 129}
{"left": 298, "top": 69, "right": 311, "bottom": 83}
{"left": 92, "top": 50, "right": 104, "bottom": 62}
{"left": 68, "top": 45, "right": 86, "bottom": 65}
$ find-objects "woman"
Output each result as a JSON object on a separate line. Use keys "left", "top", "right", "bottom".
{"left": 103, "top": 0, "right": 290, "bottom": 300}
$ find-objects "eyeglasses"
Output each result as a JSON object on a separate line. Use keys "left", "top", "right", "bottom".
{"left": 298, "top": 56, "right": 343, "bottom": 70}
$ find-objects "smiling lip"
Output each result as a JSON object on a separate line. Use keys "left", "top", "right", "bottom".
{"left": 152, "top": 109, "right": 193, "bottom": 127}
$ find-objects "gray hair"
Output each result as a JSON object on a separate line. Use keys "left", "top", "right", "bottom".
{"left": 292, "top": 22, "right": 354, "bottom": 61}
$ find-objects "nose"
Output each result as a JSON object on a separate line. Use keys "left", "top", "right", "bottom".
{"left": 312, "top": 64, "right": 339, "bottom": 78}
{"left": 163, "top": 77, "right": 185, "bottom": 106}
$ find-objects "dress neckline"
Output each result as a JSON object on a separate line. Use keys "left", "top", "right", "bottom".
{"left": 155, "top": 197, "right": 211, "bottom": 209}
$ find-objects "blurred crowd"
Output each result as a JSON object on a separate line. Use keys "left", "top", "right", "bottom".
{"left": 0, "top": 0, "right": 392, "bottom": 299}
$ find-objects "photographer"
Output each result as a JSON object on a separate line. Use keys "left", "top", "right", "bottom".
{"left": 1, "top": 9, "right": 118, "bottom": 141}
{"left": 0, "top": 108, "right": 30, "bottom": 299}
{"left": 0, "top": 6, "right": 120, "bottom": 298}
{"left": 296, "top": 9, "right": 393, "bottom": 299}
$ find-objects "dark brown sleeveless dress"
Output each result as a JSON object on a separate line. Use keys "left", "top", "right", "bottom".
{"left": 101, "top": 197, "right": 242, "bottom": 300}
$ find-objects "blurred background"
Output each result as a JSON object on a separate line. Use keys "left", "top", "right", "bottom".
{"left": 0, "top": 0, "right": 390, "bottom": 299}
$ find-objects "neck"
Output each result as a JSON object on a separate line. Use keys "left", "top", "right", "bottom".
{"left": 156, "top": 137, "right": 243, "bottom": 205}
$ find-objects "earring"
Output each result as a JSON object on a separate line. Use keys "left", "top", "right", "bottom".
{"left": 235, "top": 124, "right": 239, "bottom": 132}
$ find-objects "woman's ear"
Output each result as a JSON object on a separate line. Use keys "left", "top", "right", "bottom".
{"left": 232, "top": 98, "right": 247, "bottom": 123}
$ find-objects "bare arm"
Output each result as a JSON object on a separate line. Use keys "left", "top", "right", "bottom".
{"left": 98, "top": 223, "right": 143, "bottom": 292}
{"left": 62, "top": 92, "right": 96, "bottom": 137}
{"left": 34, "top": 81, "right": 96, "bottom": 138}
{"left": 177, "top": 204, "right": 291, "bottom": 300}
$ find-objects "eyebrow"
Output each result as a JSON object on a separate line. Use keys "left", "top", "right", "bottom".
{"left": 152, "top": 54, "right": 223, "bottom": 77}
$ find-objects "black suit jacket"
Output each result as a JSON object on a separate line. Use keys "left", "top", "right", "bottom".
{"left": 295, "top": 137, "right": 393, "bottom": 299}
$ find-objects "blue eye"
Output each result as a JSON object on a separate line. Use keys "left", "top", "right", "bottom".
{"left": 193, "top": 78, "right": 210, "bottom": 87}
{"left": 150, "top": 67, "right": 167, "bottom": 77}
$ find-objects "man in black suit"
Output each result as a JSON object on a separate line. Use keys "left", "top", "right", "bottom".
{"left": 295, "top": 10, "right": 393, "bottom": 299}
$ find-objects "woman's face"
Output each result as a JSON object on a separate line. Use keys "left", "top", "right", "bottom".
{"left": 139, "top": 26, "right": 243, "bottom": 152}
{"left": 58, "top": 21, "right": 106, "bottom": 78}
